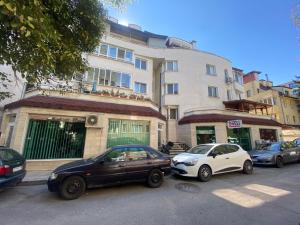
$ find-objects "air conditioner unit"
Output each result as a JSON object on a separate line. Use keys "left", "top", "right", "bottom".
{"left": 85, "top": 114, "right": 104, "bottom": 128}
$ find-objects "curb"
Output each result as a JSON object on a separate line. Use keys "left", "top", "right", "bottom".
{"left": 20, "top": 180, "right": 47, "bottom": 186}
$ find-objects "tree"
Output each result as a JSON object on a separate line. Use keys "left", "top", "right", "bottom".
{"left": 0, "top": 0, "right": 108, "bottom": 101}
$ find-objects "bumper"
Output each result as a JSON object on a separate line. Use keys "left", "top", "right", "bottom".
{"left": 0, "top": 171, "right": 26, "bottom": 190}
{"left": 171, "top": 163, "right": 198, "bottom": 177}
{"left": 251, "top": 158, "right": 275, "bottom": 165}
{"left": 47, "top": 178, "right": 60, "bottom": 192}
{"left": 162, "top": 166, "right": 172, "bottom": 176}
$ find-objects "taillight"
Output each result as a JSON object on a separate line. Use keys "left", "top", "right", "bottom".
{"left": 0, "top": 165, "right": 12, "bottom": 176}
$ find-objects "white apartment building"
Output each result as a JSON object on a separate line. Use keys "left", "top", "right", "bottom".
{"left": 0, "top": 18, "right": 282, "bottom": 169}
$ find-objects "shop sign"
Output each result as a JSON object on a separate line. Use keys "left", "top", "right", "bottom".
{"left": 227, "top": 120, "right": 242, "bottom": 129}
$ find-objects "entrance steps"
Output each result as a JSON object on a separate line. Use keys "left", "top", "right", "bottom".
{"left": 169, "top": 142, "right": 190, "bottom": 157}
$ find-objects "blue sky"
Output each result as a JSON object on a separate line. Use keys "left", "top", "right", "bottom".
{"left": 106, "top": 0, "right": 300, "bottom": 85}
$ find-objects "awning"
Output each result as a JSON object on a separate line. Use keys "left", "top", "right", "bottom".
{"left": 4, "top": 95, "right": 166, "bottom": 120}
{"left": 178, "top": 113, "right": 282, "bottom": 127}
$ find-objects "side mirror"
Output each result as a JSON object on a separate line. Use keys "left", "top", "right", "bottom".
{"left": 98, "top": 158, "right": 105, "bottom": 164}
{"left": 210, "top": 152, "right": 217, "bottom": 158}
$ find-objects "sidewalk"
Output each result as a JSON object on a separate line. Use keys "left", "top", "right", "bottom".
{"left": 21, "top": 171, "right": 51, "bottom": 186}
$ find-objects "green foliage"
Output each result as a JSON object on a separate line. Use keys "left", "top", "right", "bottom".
{"left": 0, "top": 0, "right": 106, "bottom": 85}
{"left": 0, "top": 71, "right": 13, "bottom": 101}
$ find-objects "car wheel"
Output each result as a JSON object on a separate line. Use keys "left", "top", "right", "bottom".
{"left": 147, "top": 169, "right": 163, "bottom": 188}
{"left": 198, "top": 165, "right": 212, "bottom": 182}
{"left": 243, "top": 160, "right": 253, "bottom": 174}
{"left": 59, "top": 176, "right": 86, "bottom": 200}
{"left": 276, "top": 157, "right": 284, "bottom": 168}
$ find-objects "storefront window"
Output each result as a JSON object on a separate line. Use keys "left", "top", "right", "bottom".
{"left": 196, "top": 126, "right": 216, "bottom": 144}
{"left": 259, "top": 129, "right": 277, "bottom": 142}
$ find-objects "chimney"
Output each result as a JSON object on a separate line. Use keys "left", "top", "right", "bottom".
{"left": 191, "top": 40, "right": 197, "bottom": 49}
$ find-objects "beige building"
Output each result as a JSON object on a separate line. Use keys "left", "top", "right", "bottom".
{"left": 0, "top": 19, "right": 283, "bottom": 170}
{"left": 243, "top": 71, "right": 300, "bottom": 141}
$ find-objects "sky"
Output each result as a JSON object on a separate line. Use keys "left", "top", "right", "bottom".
{"left": 106, "top": 0, "right": 300, "bottom": 85}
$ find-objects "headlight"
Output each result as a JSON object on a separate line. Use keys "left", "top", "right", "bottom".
{"left": 49, "top": 172, "right": 58, "bottom": 180}
{"left": 183, "top": 159, "right": 198, "bottom": 166}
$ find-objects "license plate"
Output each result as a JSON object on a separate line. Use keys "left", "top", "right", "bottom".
{"left": 13, "top": 166, "right": 22, "bottom": 172}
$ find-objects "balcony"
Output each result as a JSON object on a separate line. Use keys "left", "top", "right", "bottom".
{"left": 233, "top": 80, "right": 244, "bottom": 92}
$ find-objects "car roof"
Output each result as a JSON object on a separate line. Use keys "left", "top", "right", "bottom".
{"left": 111, "top": 144, "right": 151, "bottom": 149}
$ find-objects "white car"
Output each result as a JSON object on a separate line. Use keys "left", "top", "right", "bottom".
{"left": 171, "top": 143, "right": 253, "bottom": 182}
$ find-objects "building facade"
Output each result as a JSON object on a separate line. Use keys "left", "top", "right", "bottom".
{"left": 0, "top": 19, "right": 283, "bottom": 169}
{"left": 243, "top": 71, "right": 300, "bottom": 141}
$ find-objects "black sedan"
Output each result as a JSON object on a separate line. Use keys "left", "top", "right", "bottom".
{"left": 249, "top": 142, "right": 300, "bottom": 168}
{"left": 48, "top": 145, "right": 171, "bottom": 200}
{"left": 0, "top": 147, "right": 26, "bottom": 191}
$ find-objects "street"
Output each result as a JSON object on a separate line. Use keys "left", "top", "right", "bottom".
{"left": 1, "top": 164, "right": 300, "bottom": 225}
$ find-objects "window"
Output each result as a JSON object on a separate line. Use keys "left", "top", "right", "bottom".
{"left": 95, "top": 43, "right": 133, "bottom": 62}
{"left": 225, "top": 145, "right": 239, "bottom": 153}
{"left": 126, "top": 147, "right": 148, "bottom": 161}
{"left": 125, "top": 50, "right": 133, "bottom": 61}
{"left": 135, "top": 58, "right": 147, "bottom": 70}
{"left": 234, "top": 73, "right": 243, "bottom": 84}
{"left": 257, "top": 88, "right": 260, "bottom": 93}
{"left": 100, "top": 44, "right": 108, "bottom": 55}
{"left": 273, "top": 97, "right": 277, "bottom": 105}
{"left": 105, "top": 148, "right": 127, "bottom": 162}
{"left": 166, "top": 83, "right": 178, "bottom": 94}
{"left": 0, "top": 149, "right": 22, "bottom": 161}
{"left": 267, "top": 98, "right": 272, "bottom": 105}
{"left": 134, "top": 82, "right": 147, "bottom": 94}
{"left": 117, "top": 48, "right": 125, "bottom": 59}
{"left": 108, "top": 46, "right": 117, "bottom": 58}
{"left": 166, "top": 61, "right": 178, "bottom": 72}
{"left": 246, "top": 90, "right": 251, "bottom": 98}
{"left": 227, "top": 90, "right": 231, "bottom": 100}
{"left": 224, "top": 69, "right": 229, "bottom": 78}
{"left": 212, "top": 145, "right": 228, "bottom": 155}
{"left": 168, "top": 108, "right": 178, "bottom": 120}
{"left": 208, "top": 86, "right": 218, "bottom": 97}
{"left": 293, "top": 115, "right": 296, "bottom": 123}
{"left": 196, "top": 126, "right": 216, "bottom": 144}
{"left": 87, "top": 67, "right": 131, "bottom": 88}
{"left": 286, "top": 115, "right": 290, "bottom": 123}
{"left": 206, "top": 64, "right": 216, "bottom": 75}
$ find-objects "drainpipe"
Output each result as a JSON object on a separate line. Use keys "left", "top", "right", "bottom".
{"left": 278, "top": 94, "right": 287, "bottom": 125}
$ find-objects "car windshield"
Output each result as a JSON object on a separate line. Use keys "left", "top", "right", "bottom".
{"left": 265, "top": 143, "right": 280, "bottom": 151}
{"left": 187, "top": 145, "right": 213, "bottom": 154}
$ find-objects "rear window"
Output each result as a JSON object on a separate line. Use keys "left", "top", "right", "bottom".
{"left": 0, "top": 149, "right": 22, "bottom": 162}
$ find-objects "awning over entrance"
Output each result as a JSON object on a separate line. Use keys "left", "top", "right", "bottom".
{"left": 4, "top": 95, "right": 166, "bottom": 120}
{"left": 223, "top": 99, "right": 272, "bottom": 115}
{"left": 178, "top": 113, "right": 282, "bottom": 126}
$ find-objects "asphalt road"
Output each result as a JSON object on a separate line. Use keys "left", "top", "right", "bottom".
{"left": 1, "top": 164, "right": 300, "bottom": 225}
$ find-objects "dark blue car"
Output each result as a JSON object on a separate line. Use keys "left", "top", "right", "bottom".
{"left": 0, "top": 147, "right": 26, "bottom": 191}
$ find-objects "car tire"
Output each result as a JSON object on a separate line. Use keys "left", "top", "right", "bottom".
{"left": 198, "top": 165, "right": 212, "bottom": 182}
{"left": 59, "top": 176, "right": 86, "bottom": 200}
{"left": 276, "top": 157, "right": 284, "bottom": 168}
{"left": 147, "top": 169, "right": 163, "bottom": 188}
{"left": 243, "top": 160, "right": 253, "bottom": 174}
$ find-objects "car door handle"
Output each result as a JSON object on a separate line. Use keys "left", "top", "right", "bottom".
{"left": 147, "top": 161, "right": 152, "bottom": 164}
{"left": 119, "top": 163, "right": 125, "bottom": 167}
{"left": 225, "top": 158, "right": 230, "bottom": 159}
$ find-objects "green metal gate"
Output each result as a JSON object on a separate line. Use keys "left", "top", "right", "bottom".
{"left": 107, "top": 119, "right": 150, "bottom": 148}
{"left": 23, "top": 120, "right": 86, "bottom": 159}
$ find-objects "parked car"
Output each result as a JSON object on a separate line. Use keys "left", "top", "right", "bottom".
{"left": 48, "top": 145, "right": 171, "bottom": 200}
{"left": 294, "top": 138, "right": 300, "bottom": 147}
{"left": 171, "top": 143, "right": 253, "bottom": 182}
{"left": 0, "top": 147, "right": 26, "bottom": 191}
{"left": 249, "top": 141, "right": 300, "bottom": 168}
